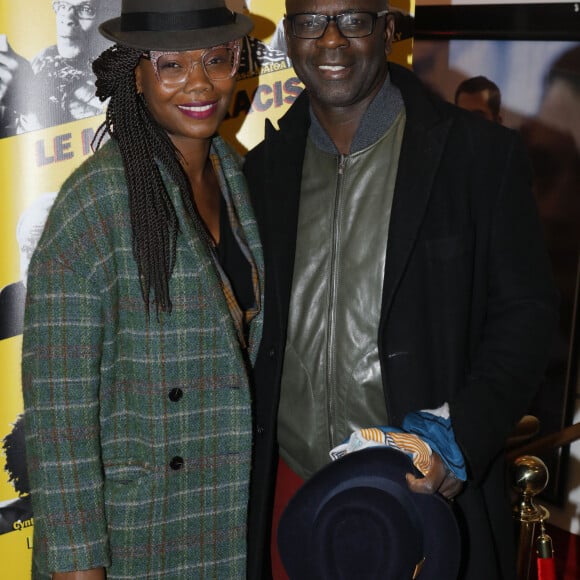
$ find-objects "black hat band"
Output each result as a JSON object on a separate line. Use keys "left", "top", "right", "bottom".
{"left": 121, "top": 8, "right": 235, "bottom": 33}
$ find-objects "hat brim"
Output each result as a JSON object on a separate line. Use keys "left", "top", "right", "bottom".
{"left": 278, "top": 447, "right": 461, "bottom": 580}
{"left": 98, "top": 13, "right": 253, "bottom": 51}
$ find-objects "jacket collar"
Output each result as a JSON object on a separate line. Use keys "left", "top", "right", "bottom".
{"left": 380, "top": 63, "right": 454, "bottom": 322}
{"left": 308, "top": 72, "right": 405, "bottom": 155}
{"left": 275, "top": 62, "right": 450, "bottom": 141}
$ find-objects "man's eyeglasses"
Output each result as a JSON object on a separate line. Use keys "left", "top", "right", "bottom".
{"left": 52, "top": 1, "right": 97, "bottom": 20}
{"left": 286, "top": 10, "right": 388, "bottom": 39}
{"left": 144, "top": 44, "right": 241, "bottom": 87}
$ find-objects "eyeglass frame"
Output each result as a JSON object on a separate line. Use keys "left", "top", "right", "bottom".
{"left": 285, "top": 10, "right": 389, "bottom": 39}
{"left": 52, "top": 1, "right": 97, "bottom": 20}
{"left": 142, "top": 42, "right": 242, "bottom": 86}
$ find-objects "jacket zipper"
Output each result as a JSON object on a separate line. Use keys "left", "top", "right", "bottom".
{"left": 326, "top": 154, "right": 347, "bottom": 446}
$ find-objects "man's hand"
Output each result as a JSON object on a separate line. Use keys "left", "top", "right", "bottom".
{"left": 406, "top": 451, "right": 464, "bottom": 500}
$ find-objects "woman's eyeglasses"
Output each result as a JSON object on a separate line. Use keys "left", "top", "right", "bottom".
{"left": 144, "top": 43, "right": 241, "bottom": 87}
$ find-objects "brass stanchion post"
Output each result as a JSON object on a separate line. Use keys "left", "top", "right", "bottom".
{"left": 511, "top": 455, "right": 550, "bottom": 580}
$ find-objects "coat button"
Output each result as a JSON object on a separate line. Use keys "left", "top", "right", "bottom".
{"left": 170, "top": 456, "right": 184, "bottom": 470}
{"left": 256, "top": 425, "right": 265, "bottom": 435}
{"left": 168, "top": 388, "right": 183, "bottom": 402}
{"left": 268, "top": 348, "right": 275, "bottom": 358}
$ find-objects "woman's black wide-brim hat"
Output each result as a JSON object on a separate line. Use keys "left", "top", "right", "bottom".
{"left": 278, "top": 447, "right": 461, "bottom": 579}
{"left": 99, "top": 0, "right": 254, "bottom": 51}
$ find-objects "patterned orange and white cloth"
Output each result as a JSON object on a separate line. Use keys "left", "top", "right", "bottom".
{"left": 329, "top": 404, "right": 467, "bottom": 480}
{"left": 330, "top": 427, "right": 433, "bottom": 475}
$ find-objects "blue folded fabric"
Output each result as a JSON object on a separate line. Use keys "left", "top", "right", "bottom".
{"left": 401, "top": 408, "right": 467, "bottom": 481}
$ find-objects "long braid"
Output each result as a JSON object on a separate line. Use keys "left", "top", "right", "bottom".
{"left": 92, "top": 45, "right": 207, "bottom": 316}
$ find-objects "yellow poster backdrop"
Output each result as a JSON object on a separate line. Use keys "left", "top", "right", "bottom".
{"left": 0, "top": 1, "right": 117, "bottom": 575}
{"left": 0, "top": 1, "right": 412, "bottom": 577}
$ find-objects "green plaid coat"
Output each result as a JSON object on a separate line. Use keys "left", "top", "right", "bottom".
{"left": 22, "top": 136, "right": 263, "bottom": 579}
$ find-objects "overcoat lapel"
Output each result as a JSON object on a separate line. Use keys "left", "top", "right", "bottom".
{"left": 263, "top": 100, "right": 310, "bottom": 336}
{"left": 218, "top": 138, "right": 265, "bottom": 365}
{"left": 380, "top": 65, "right": 454, "bottom": 324}
{"left": 161, "top": 156, "right": 247, "bottom": 366}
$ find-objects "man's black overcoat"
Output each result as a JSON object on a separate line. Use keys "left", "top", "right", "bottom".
{"left": 244, "top": 63, "right": 559, "bottom": 580}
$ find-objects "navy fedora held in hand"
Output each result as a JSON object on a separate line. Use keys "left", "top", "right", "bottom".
{"left": 99, "top": 0, "right": 254, "bottom": 51}
{"left": 278, "top": 447, "right": 461, "bottom": 579}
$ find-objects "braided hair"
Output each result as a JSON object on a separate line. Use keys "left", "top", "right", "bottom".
{"left": 92, "top": 44, "right": 207, "bottom": 316}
